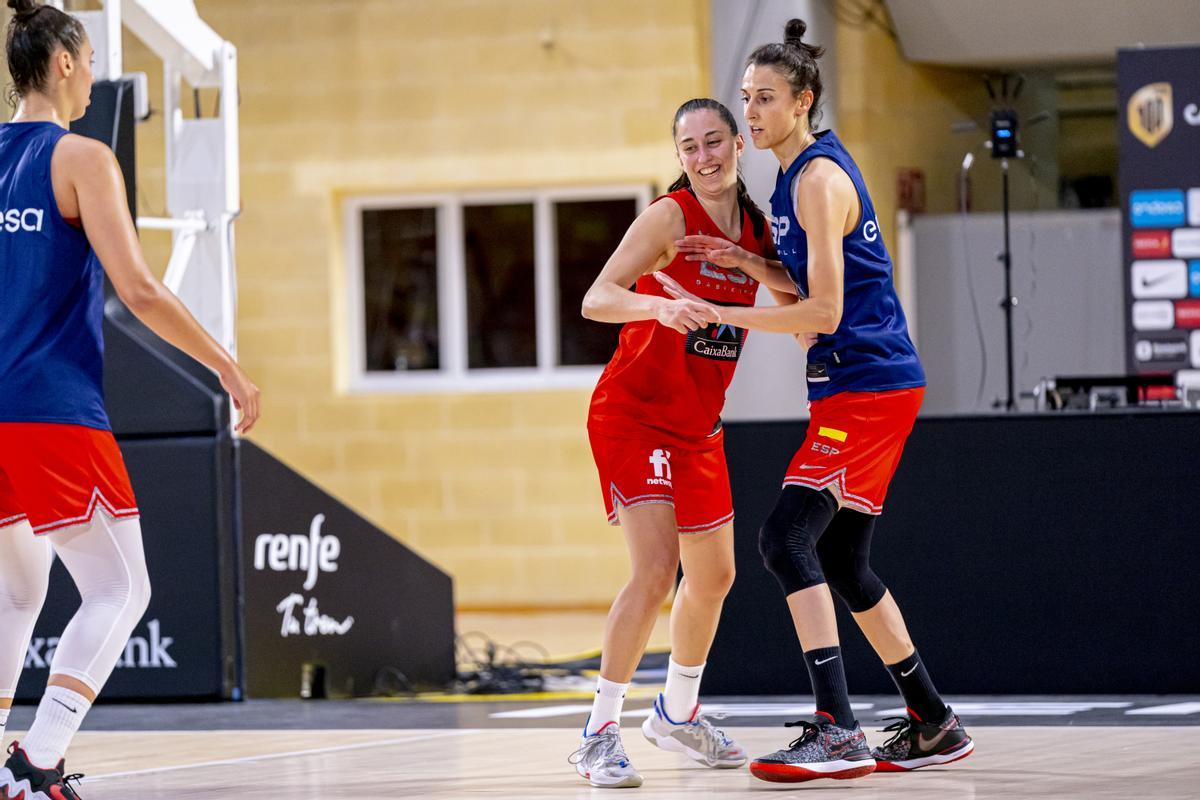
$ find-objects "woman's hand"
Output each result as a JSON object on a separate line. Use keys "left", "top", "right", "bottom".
{"left": 219, "top": 362, "right": 262, "bottom": 434}
{"left": 796, "top": 332, "right": 819, "bottom": 351}
{"left": 674, "top": 234, "right": 749, "bottom": 270}
{"left": 653, "top": 273, "right": 722, "bottom": 333}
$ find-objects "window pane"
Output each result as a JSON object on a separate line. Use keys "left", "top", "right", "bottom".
{"left": 463, "top": 204, "right": 537, "bottom": 369}
{"left": 556, "top": 199, "right": 637, "bottom": 366}
{"left": 361, "top": 207, "right": 439, "bottom": 372}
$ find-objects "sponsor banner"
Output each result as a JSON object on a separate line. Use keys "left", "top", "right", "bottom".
{"left": 1132, "top": 300, "right": 1175, "bottom": 331}
{"left": 1193, "top": 331, "right": 1200, "bottom": 367}
{"left": 1133, "top": 333, "right": 1191, "bottom": 369}
{"left": 1176, "top": 300, "right": 1200, "bottom": 328}
{"left": 1131, "top": 260, "right": 1187, "bottom": 299}
{"left": 1130, "top": 189, "right": 1186, "bottom": 228}
{"left": 1119, "top": 46, "right": 1200, "bottom": 374}
{"left": 1131, "top": 229, "right": 1172, "bottom": 258}
{"left": 1173, "top": 228, "right": 1200, "bottom": 258}
{"left": 241, "top": 442, "right": 454, "bottom": 697}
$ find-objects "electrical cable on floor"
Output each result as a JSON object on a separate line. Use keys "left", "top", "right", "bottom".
{"left": 453, "top": 631, "right": 554, "bottom": 695}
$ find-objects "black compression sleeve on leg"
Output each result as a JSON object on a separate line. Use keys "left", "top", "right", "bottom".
{"left": 758, "top": 486, "right": 839, "bottom": 596}
{"left": 817, "top": 510, "right": 887, "bottom": 612}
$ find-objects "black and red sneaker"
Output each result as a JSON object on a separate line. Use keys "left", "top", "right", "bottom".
{"left": 0, "top": 742, "right": 84, "bottom": 800}
{"left": 749, "top": 713, "right": 876, "bottom": 783}
{"left": 871, "top": 706, "right": 974, "bottom": 772}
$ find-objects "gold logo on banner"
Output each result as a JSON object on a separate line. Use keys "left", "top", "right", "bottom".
{"left": 1128, "top": 82, "right": 1173, "bottom": 148}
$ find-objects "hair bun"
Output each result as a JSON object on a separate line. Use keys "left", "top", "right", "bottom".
{"left": 8, "top": 0, "right": 40, "bottom": 18}
{"left": 784, "top": 18, "right": 807, "bottom": 46}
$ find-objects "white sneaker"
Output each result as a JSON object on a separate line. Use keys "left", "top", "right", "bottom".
{"left": 569, "top": 719, "right": 644, "bottom": 788}
{"left": 641, "top": 693, "right": 747, "bottom": 768}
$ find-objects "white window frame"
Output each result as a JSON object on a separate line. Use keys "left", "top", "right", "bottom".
{"left": 344, "top": 185, "right": 652, "bottom": 394}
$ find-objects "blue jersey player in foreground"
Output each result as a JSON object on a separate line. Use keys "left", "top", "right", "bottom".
{"left": 1, "top": 2, "right": 259, "bottom": 798}
{"left": 661, "top": 18, "right": 973, "bottom": 783}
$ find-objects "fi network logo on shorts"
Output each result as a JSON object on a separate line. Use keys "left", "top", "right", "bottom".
{"left": 1130, "top": 190, "right": 1186, "bottom": 228}
{"left": 647, "top": 449, "right": 672, "bottom": 487}
{"left": 1, "top": 208, "right": 45, "bottom": 233}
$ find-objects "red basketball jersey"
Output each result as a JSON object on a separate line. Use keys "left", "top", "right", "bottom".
{"left": 587, "top": 188, "right": 769, "bottom": 444}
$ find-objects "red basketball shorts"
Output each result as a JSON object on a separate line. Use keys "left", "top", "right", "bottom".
{"left": 588, "top": 427, "right": 733, "bottom": 535}
{"left": 783, "top": 388, "right": 924, "bottom": 515}
{"left": 0, "top": 422, "right": 140, "bottom": 535}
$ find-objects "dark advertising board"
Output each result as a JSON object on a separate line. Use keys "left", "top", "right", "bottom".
{"left": 239, "top": 442, "right": 455, "bottom": 698}
{"left": 1119, "top": 46, "right": 1200, "bottom": 379}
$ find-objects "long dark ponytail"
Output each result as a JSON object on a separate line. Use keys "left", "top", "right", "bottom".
{"left": 667, "top": 97, "right": 765, "bottom": 240}
{"left": 5, "top": 0, "right": 86, "bottom": 108}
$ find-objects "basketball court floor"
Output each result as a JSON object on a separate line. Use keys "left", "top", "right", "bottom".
{"left": 7, "top": 695, "right": 1198, "bottom": 798}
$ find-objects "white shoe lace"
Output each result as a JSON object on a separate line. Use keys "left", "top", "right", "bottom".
{"left": 690, "top": 713, "right": 737, "bottom": 766}
{"left": 568, "top": 728, "right": 633, "bottom": 770}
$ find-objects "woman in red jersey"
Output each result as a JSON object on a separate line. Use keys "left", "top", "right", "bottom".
{"left": 0, "top": 3, "right": 258, "bottom": 798}
{"left": 568, "top": 98, "right": 796, "bottom": 789}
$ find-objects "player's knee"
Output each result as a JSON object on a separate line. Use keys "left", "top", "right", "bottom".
{"left": 822, "top": 555, "right": 886, "bottom": 613}
{"left": 0, "top": 577, "right": 48, "bottom": 616}
{"left": 685, "top": 563, "right": 735, "bottom": 601}
{"left": 631, "top": 560, "right": 678, "bottom": 601}
{"left": 759, "top": 498, "right": 829, "bottom": 596}
{"left": 131, "top": 572, "right": 152, "bottom": 620}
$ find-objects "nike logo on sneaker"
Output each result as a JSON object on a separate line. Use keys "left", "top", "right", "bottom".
{"left": 917, "top": 727, "right": 950, "bottom": 751}
{"left": 52, "top": 698, "right": 79, "bottom": 714}
{"left": 900, "top": 664, "right": 918, "bottom": 677}
{"left": 827, "top": 740, "right": 855, "bottom": 758}
{"left": 814, "top": 656, "right": 839, "bottom": 665}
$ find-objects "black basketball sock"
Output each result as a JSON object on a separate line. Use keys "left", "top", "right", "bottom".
{"left": 886, "top": 649, "right": 948, "bottom": 724}
{"left": 803, "top": 646, "right": 855, "bottom": 728}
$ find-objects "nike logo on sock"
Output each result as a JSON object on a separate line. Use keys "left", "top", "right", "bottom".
{"left": 52, "top": 698, "right": 79, "bottom": 714}
{"left": 679, "top": 672, "right": 701, "bottom": 679}
{"left": 900, "top": 664, "right": 918, "bottom": 677}
{"left": 814, "top": 656, "right": 839, "bottom": 665}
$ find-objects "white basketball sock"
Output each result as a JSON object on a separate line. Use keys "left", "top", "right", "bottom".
{"left": 586, "top": 676, "right": 629, "bottom": 735}
{"left": 0, "top": 705, "right": 9, "bottom": 743}
{"left": 662, "top": 657, "right": 705, "bottom": 723}
{"left": 21, "top": 686, "right": 91, "bottom": 768}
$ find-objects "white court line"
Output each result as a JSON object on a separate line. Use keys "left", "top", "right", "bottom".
{"left": 490, "top": 701, "right": 875, "bottom": 720}
{"left": 85, "top": 728, "right": 480, "bottom": 783}
{"left": 1126, "top": 702, "right": 1200, "bottom": 715}
{"left": 877, "top": 702, "right": 1133, "bottom": 717}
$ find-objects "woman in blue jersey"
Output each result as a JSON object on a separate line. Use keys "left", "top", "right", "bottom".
{"left": 0, "top": 3, "right": 259, "bottom": 798}
{"left": 660, "top": 18, "right": 973, "bottom": 784}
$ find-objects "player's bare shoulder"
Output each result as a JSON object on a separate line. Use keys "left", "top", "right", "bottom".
{"left": 629, "top": 194, "right": 687, "bottom": 271}
{"left": 795, "top": 157, "right": 856, "bottom": 231}
{"left": 53, "top": 133, "right": 118, "bottom": 173}
{"left": 797, "top": 157, "right": 853, "bottom": 200}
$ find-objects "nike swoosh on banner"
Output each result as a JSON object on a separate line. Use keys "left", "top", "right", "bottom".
{"left": 814, "top": 656, "right": 839, "bottom": 665}
{"left": 1142, "top": 273, "right": 1176, "bottom": 287}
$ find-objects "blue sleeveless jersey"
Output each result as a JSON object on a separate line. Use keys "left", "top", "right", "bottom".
{"left": 770, "top": 130, "right": 925, "bottom": 401}
{"left": 0, "top": 122, "right": 110, "bottom": 430}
